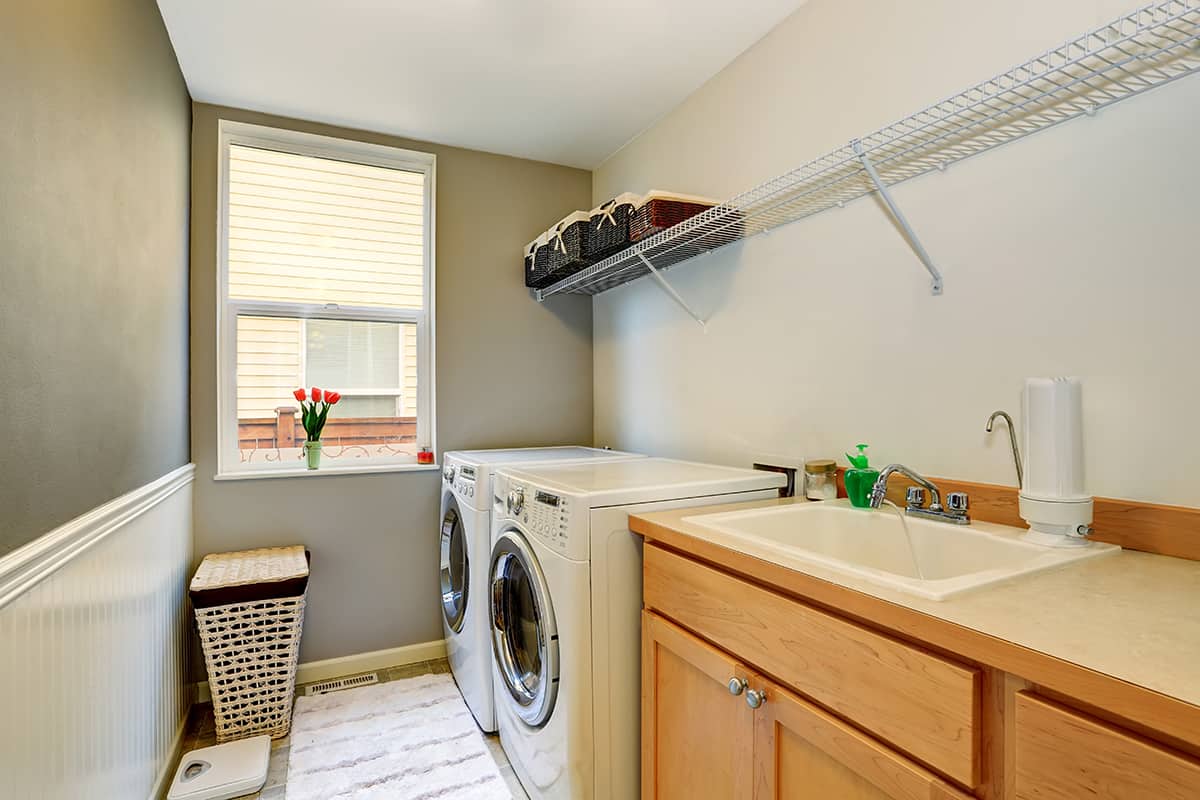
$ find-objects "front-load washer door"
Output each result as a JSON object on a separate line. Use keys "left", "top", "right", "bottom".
{"left": 490, "top": 529, "right": 559, "bottom": 728}
{"left": 440, "top": 497, "right": 469, "bottom": 633}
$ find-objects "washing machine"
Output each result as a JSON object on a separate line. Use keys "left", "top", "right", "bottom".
{"left": 488, "top": 458, "right": 786, "bottom": 799}
{"left": 439, "top": 447, "right": 642, "bottom": 733}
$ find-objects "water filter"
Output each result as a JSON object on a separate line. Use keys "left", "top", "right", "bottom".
{"left": 1018, "top": 377, "right": 1093, "bottom": 547}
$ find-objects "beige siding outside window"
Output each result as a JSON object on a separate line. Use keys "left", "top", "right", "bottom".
{"left": 217, "top": 122, "right": 434, "bottom": 476}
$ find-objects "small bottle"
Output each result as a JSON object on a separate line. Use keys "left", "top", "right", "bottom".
{"left": 804, "top": 460, "right": 838, "bottom": 501}
{"left": 844, "top": 443, "right": 880, "bottom": 508}
{"left": 417, "top": 447, "right": 434, "bottom": 465}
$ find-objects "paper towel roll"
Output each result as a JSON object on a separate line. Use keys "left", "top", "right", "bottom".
{"left": 1021, "top": 377, "right": 1087, "bottom": 501}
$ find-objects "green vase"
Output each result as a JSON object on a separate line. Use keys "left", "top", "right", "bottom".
{"left": 304, "top": 441, "right": 322, "bottom": 470}
{"left": 844, "top": 468, "right": 879, "bottom": 508}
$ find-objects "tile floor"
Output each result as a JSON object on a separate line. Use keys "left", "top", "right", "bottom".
{"left": 176, "top": 658, "right": 528, "bottom": 799}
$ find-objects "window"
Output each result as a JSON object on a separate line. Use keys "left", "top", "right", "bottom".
{"left": 217, "top": 121, "right": 435, "bottom": 476}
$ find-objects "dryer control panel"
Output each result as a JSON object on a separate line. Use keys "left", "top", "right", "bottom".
{"left": 456, "top": 465, "right": 477, "bottom": 498}
{"left": 444, "top": 459, "right": 479, "bottom": 507}
{"left": 494, "top": 473, "right": 588, "bottom": 560}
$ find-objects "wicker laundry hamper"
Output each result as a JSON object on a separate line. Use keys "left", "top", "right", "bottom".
{"left": 190, "top": 545, "right": 310, "bottom": 742}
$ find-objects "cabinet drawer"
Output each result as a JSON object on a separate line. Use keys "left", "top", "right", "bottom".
{"left": 643, "top": 545, "right": 980, "bottom": 787}
{"left": 1014, "top": 692, "right": 1200, "bottom": 799}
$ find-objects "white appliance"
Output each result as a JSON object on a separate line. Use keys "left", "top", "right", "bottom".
{"left": 488, "top": 458, "right": 787, "bottom": 800}
{"left": 439, "top": 447, "right": 643, "bottom": 733}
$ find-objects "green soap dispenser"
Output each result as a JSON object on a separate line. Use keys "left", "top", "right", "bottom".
{"left": 844, "top": 444, "right": 880, "bottom": 509}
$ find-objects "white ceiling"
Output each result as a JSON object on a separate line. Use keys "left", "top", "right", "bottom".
{"left": 157, "top": 0, "right": 803, "bottom": 168}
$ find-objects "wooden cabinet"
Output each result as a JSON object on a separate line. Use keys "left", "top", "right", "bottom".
{"left": 1014, "top": 692, "right": 1200, "bottom": 800}
{"left": 641, "top": 542, "right": 1200, "bottom": 800}
{"left": 644, "top": 543, "right": 980, "bottom": 786}
{"left": 642, "top": 611, "right": 754, "bottom": 799}
{"left": 644, "top": 611, "right": 971, "bottom": 800}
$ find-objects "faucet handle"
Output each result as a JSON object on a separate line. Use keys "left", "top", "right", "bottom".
{"left": 946, "top": 492, "right": 970, "bottom": 514}
{"left": 905, "top": 487, "right": 926, "bottom": 508}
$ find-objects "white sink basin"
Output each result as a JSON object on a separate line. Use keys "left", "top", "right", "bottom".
{"left": 681, "top": 500, "right": 1118, "bottom": 600}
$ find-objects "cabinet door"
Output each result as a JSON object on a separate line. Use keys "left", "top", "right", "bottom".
{"left": 642, "top": 611, "right": 755, "bottom": 800}
{"left": 754, "top": 677, "right": 972, "bottom": 800}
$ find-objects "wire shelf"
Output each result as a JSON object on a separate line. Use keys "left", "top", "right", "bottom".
{"left": 537, "top": 0, "right": 1200, "bottom": 301}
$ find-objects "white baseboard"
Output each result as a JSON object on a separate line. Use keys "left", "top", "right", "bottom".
{"left": 149, "top": 715, "right": 190, "bottom": 800}
{"left": 195, "top": 639, "right": 447, "bottom": 703}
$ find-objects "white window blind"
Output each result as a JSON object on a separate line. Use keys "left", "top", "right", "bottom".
{"left": 227, "top": 145, "right": 426, "bottom": 309}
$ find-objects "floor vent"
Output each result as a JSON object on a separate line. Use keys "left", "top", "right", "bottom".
{"left": 305, "top": 672, "right": 380, "bottom": 696}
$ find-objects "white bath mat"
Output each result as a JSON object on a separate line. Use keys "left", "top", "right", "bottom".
{"left": 286, "top": 672, "right": 511, "bottom": 800}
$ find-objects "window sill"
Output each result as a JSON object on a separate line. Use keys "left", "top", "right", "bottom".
{"left": 213, "top": 462, "right": 441, "bottom": 482}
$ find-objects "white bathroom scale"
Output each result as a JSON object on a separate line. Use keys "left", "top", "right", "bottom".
{"left": 167, "top": 734, "right": 270, "bottom": 800}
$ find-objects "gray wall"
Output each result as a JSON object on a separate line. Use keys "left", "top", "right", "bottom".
{"left": 0, "top": 0, "right": 191, "bottom": 555}
{"left": 190, "top": 104, "right": 593, "bottom": 665}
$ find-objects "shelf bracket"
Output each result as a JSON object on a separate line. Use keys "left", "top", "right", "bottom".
{"left": 852, "top": 140, "right": 944, "bottom": 296}
{"left": 637, "top": 252, "right": 706, "bottom": 329}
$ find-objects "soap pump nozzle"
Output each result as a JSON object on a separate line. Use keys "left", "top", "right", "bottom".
{"left": 845, "top": 443, "right": 870, "bottom": 470}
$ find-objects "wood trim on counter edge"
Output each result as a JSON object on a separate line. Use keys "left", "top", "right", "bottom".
{"left": 836, "top": 469, "right": 1200, "bottom": 562}
{"left": 632, "top": 517, "right": 1200, "bottom": 750}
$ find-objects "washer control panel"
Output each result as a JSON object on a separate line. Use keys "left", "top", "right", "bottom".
{"left": 528, "top": 490, "right": 571, "bottom": 551}
{"left": 494, "top": 473, "right": 587, "bottom": 559}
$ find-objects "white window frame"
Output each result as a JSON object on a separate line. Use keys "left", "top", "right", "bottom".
{"left": 215, "top": 120, "right": 436, "bottom": 478}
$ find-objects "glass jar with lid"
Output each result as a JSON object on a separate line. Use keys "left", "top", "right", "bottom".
{"left": 804, "top": 459, "right": 838, "bottom": 501}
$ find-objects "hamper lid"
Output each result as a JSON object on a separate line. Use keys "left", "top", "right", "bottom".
{"left": 190, "top": 546, "right": 310, "bottom": 608}
{"left": 191, "top": 545, "right": 308, "bottom": 592}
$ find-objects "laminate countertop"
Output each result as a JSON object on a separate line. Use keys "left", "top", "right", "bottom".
{"left": 630, "top": 496, "right": 1200, "bottom": 714}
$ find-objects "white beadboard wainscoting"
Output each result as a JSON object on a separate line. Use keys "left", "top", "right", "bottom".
{"left": 0, "top": 465, "right": 195, "bottom": 800}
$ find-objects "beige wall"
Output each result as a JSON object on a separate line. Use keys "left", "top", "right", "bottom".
{"left": 191, "top": 104, "right": 593, "bottom": 665}
{"left": 592, "top": 0, "right": 1200, "bottom": 506}
{"left": 0, "top": 0, "right": 191, "bottom": 555}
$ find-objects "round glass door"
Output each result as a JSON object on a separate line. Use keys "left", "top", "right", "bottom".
{"left": 439, "top": 501, "right": 468, "bottom": 633}
{"left": 490, "top": 530, "right": 558, "bottom": 728}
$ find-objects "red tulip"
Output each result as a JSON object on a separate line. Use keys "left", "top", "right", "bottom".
{"left": 311, "top": 387, "right": 323, "bottom": 403}
{"left": 293, "top": 388, "right": 306, "bottom": 402}
{"left": 326, "top": 391, "right": 341, "bottom": 404}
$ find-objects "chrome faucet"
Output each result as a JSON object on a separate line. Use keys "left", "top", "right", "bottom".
{"left": 869, "top": 464, "right": 970, "bottom": 525}
{"left": 985, "top": 410, "right": 1023, "bottom": 489}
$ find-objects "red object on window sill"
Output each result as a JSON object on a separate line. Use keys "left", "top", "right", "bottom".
{"left": 417, "top": 447, "right": 434, "bottom": 465}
